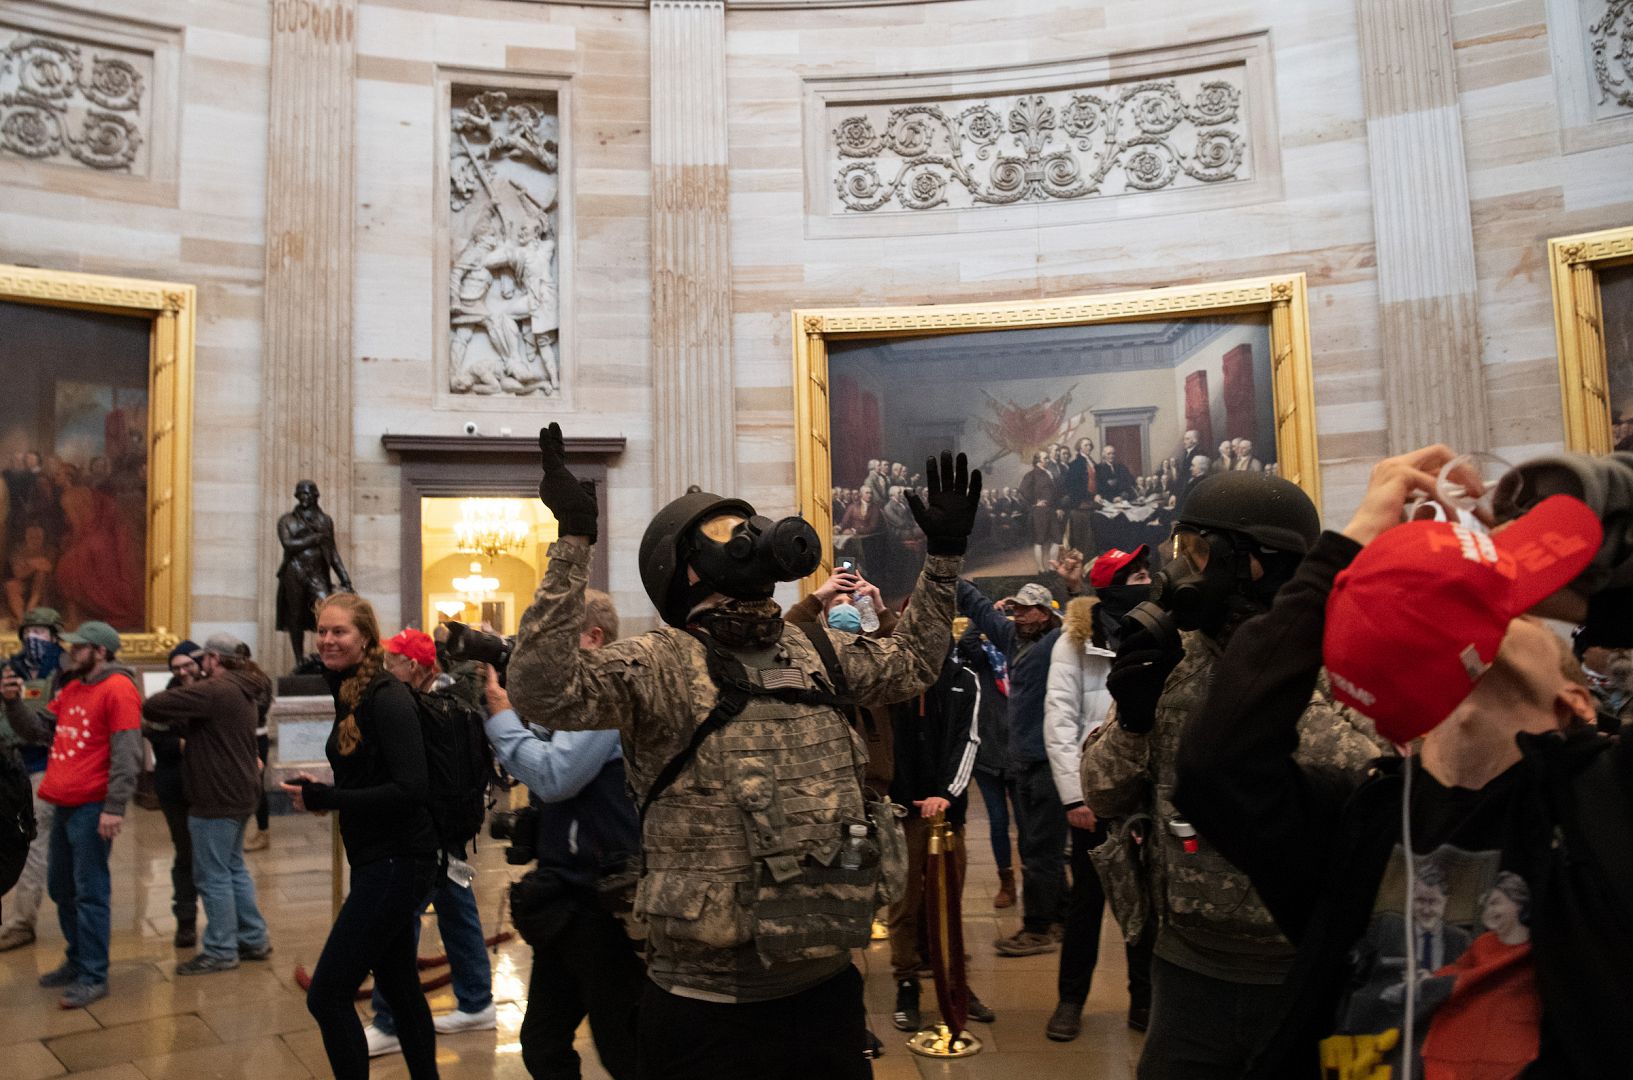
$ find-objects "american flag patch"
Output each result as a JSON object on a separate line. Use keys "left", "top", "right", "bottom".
{"left": 758, "top": 667, "right": 810, "bottom": 691}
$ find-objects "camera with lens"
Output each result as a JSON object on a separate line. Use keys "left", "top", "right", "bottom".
{"left": 443, "top": 620, "right": 514, "bottom": 684}
{"left": 489, "top": 802, "right": 541, "bottom": 865}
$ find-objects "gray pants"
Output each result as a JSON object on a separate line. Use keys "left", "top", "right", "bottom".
{"left": 1, "top": 772, "right": 54, "bottom": 931}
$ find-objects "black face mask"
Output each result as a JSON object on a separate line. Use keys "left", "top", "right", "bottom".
{"left": 685, "top": 514, "right": 822, "bottom": 603}
{"left": 1094, "top": 583, "right": 1153, "bottom": 649}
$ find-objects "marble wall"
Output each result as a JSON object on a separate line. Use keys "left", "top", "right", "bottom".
{"left": 2, "top": 0, "right": 1630, "bottom": 651}
{"left": 0, "top": 0, "right": 270, "bottom": 648}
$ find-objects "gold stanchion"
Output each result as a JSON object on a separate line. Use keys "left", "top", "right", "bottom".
{"left": 907, "top": 1024, "right": 982, "bottom": 1058}
{"left": 331, "top": 814, "right": 344, "bottom": 917}
{"left": 907, "top": 812, "right": 982, "bottom": 1058}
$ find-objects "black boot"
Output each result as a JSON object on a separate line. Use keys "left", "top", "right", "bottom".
{"left": 174, "top": 922, "right": 196, "bottom": 949}
{"left": 892, "top": 978, "right": 921, "bottom": 1032}
{"left": 966, "top": 991, "right": 996, "bottom": 1024}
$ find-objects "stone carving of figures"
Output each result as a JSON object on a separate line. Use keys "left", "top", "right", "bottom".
{"left": 447, "top": 89, "right": 561, "bottom": 397}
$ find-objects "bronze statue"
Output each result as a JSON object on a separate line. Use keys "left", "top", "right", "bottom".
{"left": 275, "top": 480, "right": 352, "bottom": 662}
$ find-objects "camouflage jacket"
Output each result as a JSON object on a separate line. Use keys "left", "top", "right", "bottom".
{"left": 507, "top": 537, "right": 960, "bottom": 996}
{"left": 1080, "top": 630, "right": 1385, "bottom": 983}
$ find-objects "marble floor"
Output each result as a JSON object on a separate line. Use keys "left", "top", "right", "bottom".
{"left": 0, "top": 795, "right": 1145, "bottom": 1079}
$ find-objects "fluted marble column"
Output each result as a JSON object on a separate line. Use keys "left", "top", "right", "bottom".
{"left": 259, "top": 0, "right": 357, "bottom": 667}
{"left": 1357, "top": 0, "right": 1488, "bottom": 452}
{"left": 650, "top": 0, "right": 736, "bottom": 501}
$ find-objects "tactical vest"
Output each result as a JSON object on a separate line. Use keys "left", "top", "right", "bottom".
{"left": 1150, "top": 632, "right": 1288, "bottom": 948}
{"left": 634, "top": 627, "right": 907, "bottom": 969}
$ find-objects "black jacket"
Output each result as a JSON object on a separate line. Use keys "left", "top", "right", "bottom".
{"left": 302, "top": 667, "right": 438, "bottom": 866}
{"left": 888, "top": 653, "right": 980, "bottom": 827}
{"left": 533, "top": 755, "right": 640, "bottom": 890}
{"left": 1174, "top": 531, "right": 1633, "bottom": 1079}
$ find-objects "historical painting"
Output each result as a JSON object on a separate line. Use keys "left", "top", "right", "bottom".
{"left": 794, "top": 276, "right": 1321, "bottom": 604}
{"left": 0, "top": 302, "right": 150, "bottom": 631}
{"left": 1549, "top": 225, "right": 1633, "bottom": 453}
{"left": 1603, "top": 264, "right": 1633, "bottom": 451}
{"left": 0, "top": 265, "right": 193, "bottom": 660}
{"left": 447, "top": 85, "right": 561, "bottom": 398}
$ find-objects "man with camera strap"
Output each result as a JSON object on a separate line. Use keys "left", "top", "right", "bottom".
{"left": 481, "top": 589, "right": 643, "bottom": 1080}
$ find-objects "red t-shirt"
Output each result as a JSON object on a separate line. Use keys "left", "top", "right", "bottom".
{"left": 38, "top": 673, "right": 143, "bottom": 808}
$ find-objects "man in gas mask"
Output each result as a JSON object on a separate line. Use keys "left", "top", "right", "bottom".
{"left": 506, "top": 424, "right": 980, "bottom": 1080}
{"left": 1079, "top": 472, "right": 1384, "bottom": 1080}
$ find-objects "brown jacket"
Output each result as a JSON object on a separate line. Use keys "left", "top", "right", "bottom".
{"left": 141, "top": 669, "right": 268, "bottom": 819}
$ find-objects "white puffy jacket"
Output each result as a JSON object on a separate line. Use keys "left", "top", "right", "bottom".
{"left": 1044, "top": 613, "right": 1115, "bottom": 807}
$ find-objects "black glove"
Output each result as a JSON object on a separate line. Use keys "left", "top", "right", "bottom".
{"left": 1107, "top": 634, "right": 1184, "bottom": 735}
{"left": 537, "top": 423, "right": 599, "bottom": 542}
{"left": 905, "top": 450, "right": 983, "bottom": 556}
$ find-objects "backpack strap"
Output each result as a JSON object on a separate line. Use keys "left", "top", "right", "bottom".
{"left": 793, "top": 621, "right": 852, "bottom": 700}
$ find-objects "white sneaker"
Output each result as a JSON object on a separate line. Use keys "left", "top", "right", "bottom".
{"left": 364, "top": 1023, "right": 401, "bottom": 1057}
{"left": 433, "top": 1003, "right": 497, "bottom": 1034}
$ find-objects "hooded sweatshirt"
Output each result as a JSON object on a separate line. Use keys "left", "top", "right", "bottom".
{"left": 141, "top": 668, "right": 270, "bottom": 819}
{"left": 6, "top": 664, "right": 144, "bottom": 812}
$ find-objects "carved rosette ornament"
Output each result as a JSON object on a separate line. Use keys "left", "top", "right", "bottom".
{"left": 447, "top": 87, "right": 563, "bottom": 397}
{"left": 1591, "top": 0, "right": 1633, "bottom": 110}
{"left": 0, "top": 31, "right": 147, "bottom": 171}
{"left": 832, "top": 77, "right": 1246, "bottom": 213}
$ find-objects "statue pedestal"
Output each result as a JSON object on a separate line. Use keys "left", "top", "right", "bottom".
{"left": 267, "top": 694, "right": 334, "bottom": 813}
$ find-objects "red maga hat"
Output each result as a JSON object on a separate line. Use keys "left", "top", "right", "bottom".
{"left": 1089, "top": 545, "right": 1149, "bottom": 590}
{"left": 383, "top": 628, "right": 437, "bottom": 669}
{"left": 1323, "top": 495, "right": 1602, "bottom": 745}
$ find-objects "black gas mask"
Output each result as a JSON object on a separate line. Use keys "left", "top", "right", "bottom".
{"left": 686, "top": 513, "right": 821, "bottom": 600}
{"left": 1121, "top": 531, "right": 1300, "bottom": 649}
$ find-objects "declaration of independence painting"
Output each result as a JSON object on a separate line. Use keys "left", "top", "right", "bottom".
{"left": 826, "top": 315, "right": 1276, "bottom": 601}
{"left": 0, "top": 300, "right": 150, "bottom": 633}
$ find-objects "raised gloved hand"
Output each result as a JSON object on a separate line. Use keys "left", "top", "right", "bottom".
{"left": 537, "top": 422, "right": 599, "bottom": 542}
{"left": 1107, "top": 630, "right": 1184, "bottom": 735}
{"left": 906, "top": 450, "right": 983, "bottom": 556}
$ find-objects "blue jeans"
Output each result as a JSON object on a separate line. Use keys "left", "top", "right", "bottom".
{"left": 46, "top": 802, "right": 112, "bottom": 985}
{"left": 372, "top": 875, "right": 493, "bottom": 1033}
{"left": 189, "top": 816, "right": 269, "bottom": 960}
{"left": 973, "top": 768, "right": 1016, "bottom": 871}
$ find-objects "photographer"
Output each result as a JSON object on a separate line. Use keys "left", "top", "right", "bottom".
{"left": 1174, "top": 446, "right": 1630, "bottom": 1078}
{"left": 1079, "top": 473, "right": 1383, "bottom": 1079}
{"left": 481, "top": 589, "right": 641, "bottom": 1080}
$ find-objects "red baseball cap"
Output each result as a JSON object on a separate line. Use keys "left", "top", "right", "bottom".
{"left": 1090, "top": 545, "right": 1149, "bottom": 589}
{"left": 1323, "top": 495, "right": 1602, "bottom": 744}
{"left": 383, "top": 628, "right": 437, "bottom": 669}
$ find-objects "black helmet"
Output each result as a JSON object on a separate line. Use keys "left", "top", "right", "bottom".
{"left": 1177, "top": 472, "right": 1321, "bottom": 555}
{"left": 639, "top": 491, "right": 757, "bottom": 627}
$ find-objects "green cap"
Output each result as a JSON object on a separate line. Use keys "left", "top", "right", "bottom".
{"left": 60, "top": 621, "right": 121, "bottom": 654}
{"left": 20, "top": 607, "right": 62, "bottom": 632}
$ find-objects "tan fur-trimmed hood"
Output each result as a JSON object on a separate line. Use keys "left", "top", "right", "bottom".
{"left": 1063, "top": 596, "right": 1098, "bottom": 648}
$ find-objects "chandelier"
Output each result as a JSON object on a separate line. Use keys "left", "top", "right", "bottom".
{"left": 454, "top": 499, "right": 530, "bottom": 559}
{"left": 453, "top": 561, "right": 499, "bottom": 603}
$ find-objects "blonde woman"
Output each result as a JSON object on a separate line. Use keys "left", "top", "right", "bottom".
{"left": 281, "top": 594, "right": 440, "bottom": 1080}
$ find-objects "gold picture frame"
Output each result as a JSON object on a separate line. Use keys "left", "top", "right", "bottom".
{"left": 0, "top": 264, "right": 194, "bottom": 663}
{"left": 792, "top": 273, "right": 1321, "bottom": 591}
{"left": 1549, "top": 225, "right": 1633, "bottom": 454}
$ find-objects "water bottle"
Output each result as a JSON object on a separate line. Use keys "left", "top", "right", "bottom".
{"left": 853, "top": 594, "right": 881, "bottom": 633}
{"left": 840, "top": 824, "right": 870, "bottom": 870}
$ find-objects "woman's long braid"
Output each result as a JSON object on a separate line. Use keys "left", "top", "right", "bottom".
{"left": 314, "top": 591, "right": 385, "bottom": 756}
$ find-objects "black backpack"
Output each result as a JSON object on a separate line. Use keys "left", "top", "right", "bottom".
{"left": 0, "top": 743, "right": 35, "bottom": 900}
{"left": 411, "top": 688, "right": 494, "bottom": 857}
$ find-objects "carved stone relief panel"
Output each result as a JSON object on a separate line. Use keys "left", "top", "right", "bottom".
{"left": 1587, "top": 0, "right": 1633, "bottom": 119}
{"left": 0, "top": 26, "right": 150, "bottom": 173}
{"left": 447, "top": 85, "right": 562, "bottom": 398}
{"left": 803, "top": 34, "right": 1280, "bottom": 235}
{"left": 830, "top": 75, "right": 1248, "bottom": 214}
